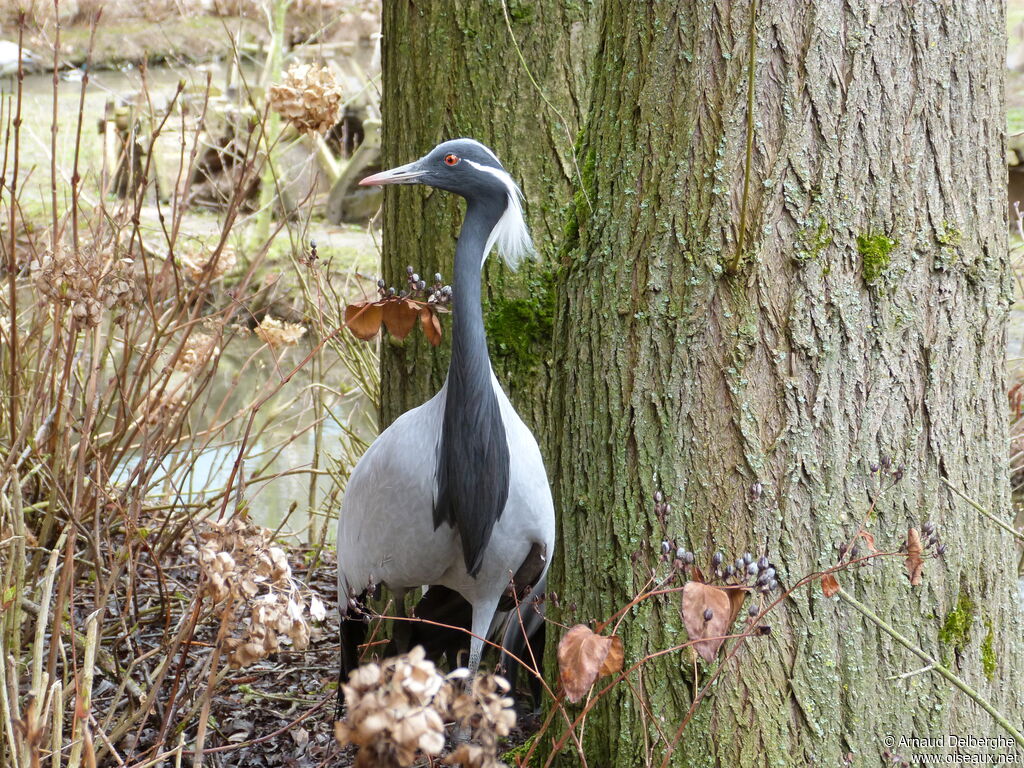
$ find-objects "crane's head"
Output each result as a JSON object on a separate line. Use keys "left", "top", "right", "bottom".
{"left": 359, "top": 138, "right": 534, "bottom": 268}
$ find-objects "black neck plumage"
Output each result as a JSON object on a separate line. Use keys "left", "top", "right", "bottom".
{"left": 433, "top": 194, "right": 511, "bottom": 577}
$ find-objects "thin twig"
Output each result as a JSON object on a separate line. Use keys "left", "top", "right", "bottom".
{"left": 942, "top": 478, "right": 1024, "bottom": 543}
{"left": 837, "top": 587, "right": 1023, "bottom": 743}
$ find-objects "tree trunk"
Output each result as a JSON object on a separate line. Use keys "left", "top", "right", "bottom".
{"left": 553, "top": 1, "right": 1022, "bottom": 765}
{"left": 377, "top": 0, "right": 594, "bottom": 432}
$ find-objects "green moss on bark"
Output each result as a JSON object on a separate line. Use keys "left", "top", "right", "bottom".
{"left": 795, "top": 220, "right": 833, "bottom": 263}
{"left": 857, "top": 232, "right": 897, "bottom": 284}
{"left": 502, "top": 735, "right": 542, "bottom": 766}
{"left": 935, "top": 221, "right": 964, "bottom": 270}
{"left": 938, "top": 592, "right": 975, "bottom": 653}
{"left": 937, "top": 222, "right": 962, "bottom": 247}
{"left": 982, "top": 620, "right": 997, "bottom": 680}
{"left": 484, "top": 264, "right": 556, "bottom": 378}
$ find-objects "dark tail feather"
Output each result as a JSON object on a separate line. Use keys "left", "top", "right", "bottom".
{"left": 498, "top": 542, "right": 547, "bottom": 612}
{"left": 337, "top": 592, "right": 368, "bottom": 720}
{"left": 497, "top": 576, "right": 547, "bottom": 714}
{"left": 409, "top": 585, "right": 472, "bottom": 667}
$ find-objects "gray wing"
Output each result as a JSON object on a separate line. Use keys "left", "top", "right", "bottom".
{"left": 336, "top": 387, "right": 455, "bottom": 603}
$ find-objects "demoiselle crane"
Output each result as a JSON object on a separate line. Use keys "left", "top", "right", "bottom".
{"left": 336, "top": 139, "right": 555, "bottom": 697}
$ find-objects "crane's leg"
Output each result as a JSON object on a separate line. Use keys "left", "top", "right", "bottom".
{"left": 454, "top": 597, "right": 500, "bottom": 742}
{"left": 337, "top": 591, "right": 368, "bottom": 720}
{"left": 388, "top": 587, "right": 411, "bottom": 655}
{"left": 466, "top": 598, "right": 498, "bottom": 677}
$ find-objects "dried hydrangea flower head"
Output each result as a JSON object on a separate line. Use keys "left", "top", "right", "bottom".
{"left": 335, "top": 647, "right": 447, "bottom": 768}
{"left": 179, "top": 244, "right": 237, "bottom": 282}
{"left": 255, "top": 314, "right": 307, "bottom": 348}
{"left": 445, "top": 674, "right": 516, "bottom": 768}
{"left": 268, "top": 63, "right": 345, "bottom": 135}
{"left": 190, "top": 517, "right": 319, "bottom": 669}
{"left": 173, "top": 332, "right": 220, "bottom": 373}
{"left": 335, "top": 647, "right": 516, "bottom": 768}
{"left": 31, "top": 244, "right": 140, "bottom": 327}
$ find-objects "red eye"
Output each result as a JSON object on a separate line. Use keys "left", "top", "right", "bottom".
{"left": 444, "top": 154, "right": 459, "bottom": 166}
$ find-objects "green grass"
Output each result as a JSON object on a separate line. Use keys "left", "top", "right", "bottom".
{"left": 59, "top": 16, "right": 266, "bottom": 67}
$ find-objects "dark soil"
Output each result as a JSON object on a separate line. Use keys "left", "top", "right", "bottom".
{"left": 100, "top": 537, "right": 538, "bottom": 768}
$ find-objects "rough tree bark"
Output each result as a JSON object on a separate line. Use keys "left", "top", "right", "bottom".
{"left": 377, "top": 0, "right": 594, "bottom": 432}
{"left": 552, "top": 1, "right": 1023, "bottom": 766}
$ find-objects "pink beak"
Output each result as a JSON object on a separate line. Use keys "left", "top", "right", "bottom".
{"left": 359, "top": 160, "right": 427, "bottom": 186}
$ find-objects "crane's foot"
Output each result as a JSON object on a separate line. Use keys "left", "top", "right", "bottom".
{"left": 450, "top": 645, "right": 483, "bottom": 743}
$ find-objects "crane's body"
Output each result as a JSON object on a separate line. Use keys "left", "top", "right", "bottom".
{"left": 337, "top": 139, "right": 554, "bottom": 688}
{"left": 336, "top": 376, "right": 553, "bottom": 631}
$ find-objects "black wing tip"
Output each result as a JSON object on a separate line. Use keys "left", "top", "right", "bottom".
{"left": 464, "top": 546, "right": 485, "bottom": 578}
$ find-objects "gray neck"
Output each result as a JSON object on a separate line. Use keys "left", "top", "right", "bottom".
{"left": 433, "top": 194, "right": 511, "bottom": 577}
{"left": 449, "top": 198, "right": 499, "bottom": 376}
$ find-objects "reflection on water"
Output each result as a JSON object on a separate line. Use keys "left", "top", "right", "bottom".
{"left": 115, "top": 330, "right": 377, "bottom": 538}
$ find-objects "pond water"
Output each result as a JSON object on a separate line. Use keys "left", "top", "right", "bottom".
{"left": 12, "top": 61, "right": 382, "bottom": 535}
{"left": 111, "top": 329, "right": 378, "bottom": 540}
{"left": 14, "top": 62, "right": 233, "bottom": 195}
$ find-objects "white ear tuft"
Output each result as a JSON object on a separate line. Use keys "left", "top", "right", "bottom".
{"left": 489, "top": 185, "right": 535, "bottom": 270}
{"left": 465, "top": 159, "right": 536, "bottom": 269}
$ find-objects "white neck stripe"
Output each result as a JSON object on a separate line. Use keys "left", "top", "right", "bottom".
{"left": 464, "top": 159, "right": 535, "bottom": 269}
{"left": 465, "top": 159, "right": 517, "bottom": 198}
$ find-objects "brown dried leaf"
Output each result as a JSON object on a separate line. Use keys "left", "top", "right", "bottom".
{"left": 382, "top": 299, "right": 419, "bottom": 340}
{"left": 821, "top": 573, "right": 840, "bottom": 597}
{"left": 858, "top": 531, "right": 877, "bottom": 553}
{"left": 905, "top": 527, "right": 924, "bottom": 586}
{"left": 420, "top": 307, "right": 442, "bottom": 346}
{"left": 599, "top": 635, "right": 624, "bottom": 677}
{"left": 681, "top": 582, "right": 741, "bottom": 664}
{"left": 722, "top": 585, "right": 749, "bottom": 624}
{"left": 557, "top": 624, "right": 621, "bottom": 703}
{"left": 345, "top": 301, "right": 384, "bottom": 341}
